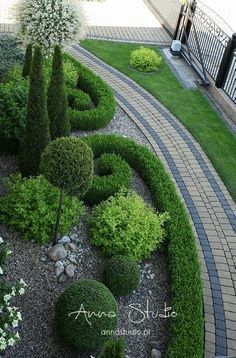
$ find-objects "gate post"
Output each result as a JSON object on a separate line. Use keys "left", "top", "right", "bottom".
{"left": 215, "top": 33, "right": 236, "bottom": 88}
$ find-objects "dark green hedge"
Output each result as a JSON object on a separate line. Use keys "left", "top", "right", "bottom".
{"left": 64, "top": 53, "right": 116, "bottom": 130}
{"left": 83, "top": 134, "right": 204, "bottom": 358}
{"left": 83, "top": 153, "right": 132, "bottom": 205}
{"left": 67, "top": 86, "right": 92, "bottom": 111}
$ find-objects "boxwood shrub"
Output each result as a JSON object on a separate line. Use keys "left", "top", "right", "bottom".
{"left": 83, "top": 134, "right": 204, "bottom": 358}
{"left": 83, "top": 153, "right": 132, "bottom": 205}
{"left": 55, "top": 279, "right": 118, "bottom": 351}
{"left": 67, "top": 87, "right": 92, "bottom": 111}
{"left": 103, "top": 255, "right": 140, "bottom": 296}
{"left": 64, "top": 53, "right": 116, "bottom": 130}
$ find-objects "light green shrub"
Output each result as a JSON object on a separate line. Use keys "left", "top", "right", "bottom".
{"left": 129, "top": 46, "right": 162, "bottom": 72}
{"left": 90, "top": 190, "right": 169, "bottom": 260}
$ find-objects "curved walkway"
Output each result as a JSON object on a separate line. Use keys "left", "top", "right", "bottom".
{"left": 69, "top": 45, "right": 236, "bottom": 358}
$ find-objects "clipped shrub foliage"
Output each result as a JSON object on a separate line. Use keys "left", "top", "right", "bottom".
{"left": 83, "top": 153, "right": 132, "bottom": 205}
{"left": 64, "top": 53, "right": 116, "bottom": 130}
{"left": 129, "top": 46, "right": 162, "bottom": 73}
{"left": 47, "top": 45, "right": 70, "bottom": 139}
{"left": 40, "top": 137, "right": 93, "bottom": 197}
{"left": 19, "top": 45, "right": 50, "bottom": 177}
{"left": 90, "top": 190, "right": 169, "bottom": 260}
{"left": 99, "top": 337, "right": 125, "bottom": 358}
{"left": 0, "top": 174, "right": 84, "bottom": 244}
{"left": 0, "top": 35, "right": 24, "bottom": 81}
{"left": 55, "top": 279, "right": 118, "bottom": 351}
{"left": 67, "top": 87, "right": 92, "bottom": 111}
{"left": 83, "top": 134, "right": 204, "bottom": 358}
{"left": 22, "top": 43, "right": 32, "bottom": 78}
{"left": 103, "top": 255, "right": 140, "bottom": 296}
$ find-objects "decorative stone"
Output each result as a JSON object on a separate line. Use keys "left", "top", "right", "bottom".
{"left": 149, "top": 340, "right": 162, "bottom": 350}
{"left": 40, "top": 257, "right": 47, "bottom": 262}
{"left": 58, "top": 236, "right": 70, "bottom": 245}
{"left": 56, "top": 265, "right": 64, "bottom": 277}
{"left": 70, "top": 233, "right": 78, "bottom": 241}
{"left": 57, "top": 273, "right": 68, "bottom": 284}
{"left": 65, "top": 264, "right": 76, "bottom": 278}
{"left": 151, "top": 349, "right": 162, "bottom": 358}
{"left": 65, "top": 242, "right": 77, "bottom": 253}
{"left": 55, "top": 260, "right": 64, "bottom": 268}
{"left": 69, "top": 256, "right": 77, "bottom": 265}
{"left": 48, "top": 244, "right": 67, "bottom": 262}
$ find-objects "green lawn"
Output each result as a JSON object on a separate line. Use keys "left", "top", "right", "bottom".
{"left": 80, "top": 39, "right": 236, "bottom": 203}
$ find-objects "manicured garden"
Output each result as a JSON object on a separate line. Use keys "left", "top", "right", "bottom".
{"left": 80, "top": 39, "right": 236, "bottom": 204}
{"left": 0, "top": 1, "right": 204, "bottom": 357}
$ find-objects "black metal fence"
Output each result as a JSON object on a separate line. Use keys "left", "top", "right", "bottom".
{"left": 148, "top": 0, "right": 236, "bottom": 104}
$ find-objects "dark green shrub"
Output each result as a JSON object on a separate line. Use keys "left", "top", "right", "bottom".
{"left": 103, "top": 255, "right": 140, "bottom": 296}
{"left": 41, "top": 137, "right": 93, "bottom": 197}
{"left": 48, "top": 45, "right": 70, "bottom": 139}
{"left": 22, "top": 44, "right": 33, "bottom": 78}
{"left": 90, "top": 190, "right": 169, "bottom": 260}
{"left": 0, "top": 35, "right": 24, "bottom": 81}
{"left": 55, "top": 279, "right": 118, "bottom": 351}
{"left": 83, "top": 153, "right": 132, "bottom": 205}
{"left": 0, "top": 174, "right": 84, "bottom": 244}
{"left": 99, "top": 337, "right": 125, "bottom": 358}
{"left": 41, "top": 137, "right": 93, "bottom": 243}
{"left": 0, "top": 79, "right": 28, "bottom": 152}
{"left": 82, "top": 134, "right": 204, "bottom": 358}
{"left": 19, "top": 45, "right": 50, "bottom": 177}
{"left": 64, "top": 53, "right": 115, "bottom": 130}
{"left": 129, "top": 46, "right": 162, "bottom": 72}
{"left": 67, "top": 87, "right": 92, "bottom": 111}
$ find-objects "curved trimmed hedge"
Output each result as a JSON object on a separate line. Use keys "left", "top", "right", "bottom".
{"left": 83, "top": 153, "right": 132, "bottom": 205}
{"left": 83, "top": 134, "right": 204, "bottom": 358}
{"left": 67, "top": 87, "right": 92, "bottom": 111}
{"left": 64, "top": 53, "right": 116, "bottom": 130}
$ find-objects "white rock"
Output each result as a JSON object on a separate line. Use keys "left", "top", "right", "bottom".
{"left": 151, "top": 349, "right": 162, "bottom": 358}
{"left": 58, "top": 236, "right": 70, "bottom": 245}
{"left": 70, "top": 233, "right": 78, "bottom": 242}
{"left": 56, "top": 265, "right": 64, "bottom": 276}
{"left": 69, "top": 256, "right": 77, "bottom": 265}
{"left": 48, "top": 244, "right": 67, "bottom": 262}
{"left": 65, "top": 264, "right": 76, "bottom": 278}
{"left": 55, "top": 261, "right": 64, "bottom": 268}
{"left": 150, "top": 273, "right": 155, "bottom": 279}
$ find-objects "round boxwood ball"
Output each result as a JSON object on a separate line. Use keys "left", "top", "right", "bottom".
{"left": 55, "top": 279, "right": 118, "bottom": 351}
{"left": 103, "top": 255, "right": 141, "bottom": 296}
{"left": 40, "top": 137, "right": 93, "bottom": 197}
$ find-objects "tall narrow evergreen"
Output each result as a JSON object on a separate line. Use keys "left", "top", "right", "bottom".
{"left": 19, "top": 45, "right": 50, "bottom": 177}
{"left": 22, "top": 43, "right": 33, "bottom": 78}
{"left": 47, "top": 45, "right": 70, "bottom": 139}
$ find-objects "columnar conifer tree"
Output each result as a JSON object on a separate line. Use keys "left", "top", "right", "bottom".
{"left": 19, "top": 45, "right": 50, "bottom": 176}
{"left": 22, "top": 43, "right": 32, "bottom": 78}
{"left": 47, "top": 45, "right": 70, "bottom": 139}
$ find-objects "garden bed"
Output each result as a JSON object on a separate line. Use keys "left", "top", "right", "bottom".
{"left": 1, "top": 105, "right": 170, "bottom": 358}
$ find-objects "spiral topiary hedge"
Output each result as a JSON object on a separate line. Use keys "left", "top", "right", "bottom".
{"left": 103, "top": 255, "right": 140, "bottom": 296}
{"left": 82, "top": 134, "right": 204, "bottom": 358}
{"left": 83, "top": 153, "right": 132, "bottom": 205}
{"left": 55, "top": 279, "right": 118, "bottom": 351}
{"left": 67, "top": 86, "right": 92, "bottom": 111}
{"left": 64, "top": 53, "right": 116, "bottom": 130}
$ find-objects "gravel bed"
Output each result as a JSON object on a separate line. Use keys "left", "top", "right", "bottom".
{"left": 1, "top": 105, "right": 170, "bottom": 358}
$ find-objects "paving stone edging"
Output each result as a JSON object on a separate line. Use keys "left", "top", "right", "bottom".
{"left": 69, "top": 45, "right": 236, "bottom": 357}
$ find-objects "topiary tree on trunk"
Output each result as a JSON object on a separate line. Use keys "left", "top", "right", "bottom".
{"left": 47, "top": 45, "right": 70, "bottom": 140}
{"left": 19, "top": 45, "right": 50, "bottom": 177}
{"left": 40, "top": 137, "right": 93, "bottom": 244}
{"left": 22, "top": 43, "right": 32, "bottom": 78}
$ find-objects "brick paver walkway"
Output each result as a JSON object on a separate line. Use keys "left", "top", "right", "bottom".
{"left": 69, "top": 45, "right": 236, "bottom": 357}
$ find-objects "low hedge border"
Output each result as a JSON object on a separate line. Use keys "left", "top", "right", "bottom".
{"left": 64, "top": 53, "right": 116, "bottom": 130}
{"left": 83, "top": 153, "right": 132, "bottom": 205}
{"left": 83, "top": 134, "right": 204, "bottom": 358}
{"left": 66, "top": 86, "right": 92, "bottom": 111}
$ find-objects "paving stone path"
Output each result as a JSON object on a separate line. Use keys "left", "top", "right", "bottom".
{"left": 69, "top": 45, "right": 236, "bottom": 358}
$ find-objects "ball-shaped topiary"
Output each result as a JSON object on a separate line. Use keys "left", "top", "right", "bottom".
{"left": 40, "top": 137, "right": 93, "bottom": 197}
{"left": 103, "top": 255, "right": 140, "bottom": 296}
{"left": 55, "top": 279, "right": 118, "bottom": 351}
{"left": 129, "top": 46, "right": 162, "bottom": 73}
